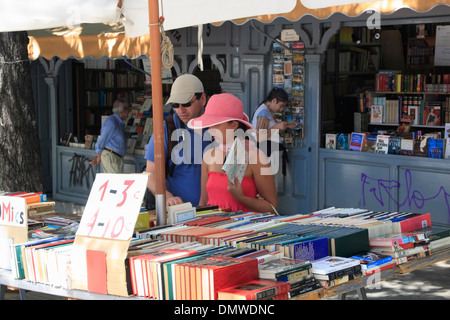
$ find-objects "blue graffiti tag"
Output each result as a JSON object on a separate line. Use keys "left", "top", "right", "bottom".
{"left": 360, "top": 169, "right": 450, "bottom": 215}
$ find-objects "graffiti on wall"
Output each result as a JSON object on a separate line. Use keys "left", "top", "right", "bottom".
{"left": 68, "top": 153, "right": 96, "bottom": 189}
{"left": 360, "top": 169, "right": 450, "bottom": 215}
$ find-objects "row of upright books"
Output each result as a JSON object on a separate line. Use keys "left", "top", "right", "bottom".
{"left": 326, "top": 131, "right": 450, "bottom": 159}
{"left": 369, "top": 96, "right": 450, "bottom": 126}
{"left": 375, "top": 70, "right": 450, "bottom": 93}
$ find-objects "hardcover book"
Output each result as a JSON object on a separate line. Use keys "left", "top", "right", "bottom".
{"left": 286, "top": 237, "right": 329, "bottom": 261}
{"left": 311, "top": 256, "right": 361, "bottom": 281}
{"left": 217, "top": 279, "right": 290, "bottom": 300}
{"left": 258, "top": 258, "right": 311, "bottom": 280}
{"left": 310, "top": 256, "right": 360, "bottom": 275}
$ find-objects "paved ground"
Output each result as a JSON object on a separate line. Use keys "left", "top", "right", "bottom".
{"left": 4, "top": 200, "right": 450, "bottom": 300}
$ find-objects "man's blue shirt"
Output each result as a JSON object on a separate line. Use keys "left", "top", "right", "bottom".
{"left": 95, "top": 113, "right": 127, "bottom": 156}
{"left": 145, "top": 113, "right": 210, "bottom": 206}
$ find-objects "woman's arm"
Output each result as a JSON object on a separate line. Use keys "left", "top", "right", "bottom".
{"left": 198, "top": 154, "right": 210, "bottom": 206}
{"left": 227, "top": 149, "right": 277, "bottom": 213}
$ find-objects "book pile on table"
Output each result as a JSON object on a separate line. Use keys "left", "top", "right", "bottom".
{"left": 311, "top": 256, "right": 362, "bottom": 288}
{"left": 350, "top": 252, "right": 396, "bottom": 275}
{"left": 258, "top": 257, "right": 321, "bottom": 298}
{"left": 128, "top": 242, "right": 260, "bottom": 300}
{"left": 217, "top": 278, "right": 291, "bottom": 300}
{"left": 367, "top": 222, "right": 450, "bottom": 265}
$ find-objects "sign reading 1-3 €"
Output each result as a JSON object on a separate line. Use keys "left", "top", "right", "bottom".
{"left": 76, "top": 173, "right": 149, "bottom": 241}
{"left": 0, "top": 196, "right": 27, "bottom": 227}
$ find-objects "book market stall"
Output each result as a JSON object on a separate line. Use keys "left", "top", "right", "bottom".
{"left": 3, "top": 0, "right": 450, "bottom": 303}
{"left": 2, "top": 176, "right": 450, "bottom": 301}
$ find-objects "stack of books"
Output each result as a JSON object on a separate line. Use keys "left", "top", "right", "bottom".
{"left": 258, "top": 258, "right": 320, "bottom": 298}
{"left": 368, "top": 222, "right": 450, "bottom": 264}
{"left": 217, "top": 278, "right": 291, "bottom": 300}
{"left": 350, "top": 252, "right": 396, "bottom": 275}
{"left": 311, "top": 256, "right": 362, "bottom": 288}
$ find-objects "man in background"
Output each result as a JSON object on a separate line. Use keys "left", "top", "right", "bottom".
{"left": 90, "top": 99, "right": 130, "bottom": 173}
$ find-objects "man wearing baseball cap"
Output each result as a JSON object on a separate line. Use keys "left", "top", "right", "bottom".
{"left": 145, "top": 74, "right": 211, "bottom": 207}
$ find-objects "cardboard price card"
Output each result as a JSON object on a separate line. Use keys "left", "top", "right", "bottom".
{"left": 0, "top": 196, "right": 27, "bottom": 228}
{"left": 76, "top": 173, "right": 149, "bottom": 241}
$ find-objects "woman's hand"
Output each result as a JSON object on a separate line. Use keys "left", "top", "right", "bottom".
{"left": 227, "top": 177, "right": 245, "bottom": 202}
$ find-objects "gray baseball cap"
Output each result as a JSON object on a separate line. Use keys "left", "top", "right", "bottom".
{"left": 166, "top": 74, "right": 204, "bottom": 104}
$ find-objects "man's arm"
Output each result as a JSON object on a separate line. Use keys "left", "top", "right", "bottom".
{"left": 145, "top": 159, "right": 184, "bottom": 207}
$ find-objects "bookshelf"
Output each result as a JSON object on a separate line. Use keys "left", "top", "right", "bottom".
{"left": 74, "top": 58, "right": 146, "bottom": 136}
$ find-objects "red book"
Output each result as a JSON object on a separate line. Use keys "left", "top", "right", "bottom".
{"left": 217, "top": 278, "right": 290, "bottom": 300}
{"left": 86, "top": 249, "right": 107, "bottom": 295}
{"left": 202, "top": 256, "right": 259, "bottom": 300}
{"left": 393, "top": 213, "right": 431, "bottom": 233}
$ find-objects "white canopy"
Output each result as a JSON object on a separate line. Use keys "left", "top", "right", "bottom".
{"left": 0, "top": 0, "right": 297, "bottom": 37}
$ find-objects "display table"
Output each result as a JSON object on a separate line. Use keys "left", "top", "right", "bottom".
{"left": 2, "top": 248, "right": 449, "bottom": 300}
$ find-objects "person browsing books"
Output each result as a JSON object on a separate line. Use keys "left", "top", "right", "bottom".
{"left": 145, "top": 74, "right": 210, "bottom": 207}
{"left": 251, "top": 87, "right": 295, "bottom": 145}
{"left": 251, "top": 88, "right": 294, "bottom": 176}
{"left": 90, "top": 99, "right": 130, "bottom": 173}
{"left": 188, "top": 93, "right": 277, "bottom": 213}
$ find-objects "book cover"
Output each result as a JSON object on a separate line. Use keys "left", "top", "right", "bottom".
{"left": 363, "top": 134, "right": 377, "bottom": 152}
{"left": 370, "top": 105, "right": 383, "bottom": 123}
{"left": 258, "top": 258, "right": 311, "bottom": 280}
{"left": 217, "top": 279, "right": 290, "bottom": 300}
{"left": 388, "top": 136, "right": 401, "bottom": 154}
{"left": 349, "top": 132, "right": 366, "bottom": 152}
{"left": 425, "top": 105, "right": 441, "bottom": 126}
{"left": 310, "top": 256, "right": 360, "bottom": 275}
{"left": 350, "top": 252, "right": 393, "bottom": 269}
{"left": 392, "top": 213, "right": 431, "bottom": 233}
{"left": 336, "top": 133, "right": 349, "bottom": 150}
{"left": 84, "top": 134, "right": 94, "bottom": 149}
{"left": 413, "top": 136, "right": 429, "bottom": 157}
{"left": 400, "top": 138, "right": 414, "bottom": 156}
{"left": 369, "top": 230, "right": 429, "bottom": 247}
{"left": 325, "top": 133, "right": 336, "bottom": 149}
{"left": 222, "top": 137, "right": 248, "bottom": 184}
{"left": 428, "top": 138, "right": 444, "bottom": 158}
{"left": 374, "top": 135, "right": 390, "bottom": 154}
{"left": 287, "top": 237, "right": 329, "bottom": 261}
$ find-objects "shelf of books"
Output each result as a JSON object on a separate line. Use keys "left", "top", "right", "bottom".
{"left": 2, "top": 174, "right": 450, "bottom": 300}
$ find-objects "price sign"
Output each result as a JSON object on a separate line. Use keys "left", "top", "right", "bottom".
{"left": 76, "top": 173, "right": 149, "bottom": 241}
{"left": 0, "top": 196, "right": 27, "bottom": 227}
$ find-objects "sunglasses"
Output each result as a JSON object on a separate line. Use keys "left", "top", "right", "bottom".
{"left": 172, "top": 93, "right": 202, "bottom": 108}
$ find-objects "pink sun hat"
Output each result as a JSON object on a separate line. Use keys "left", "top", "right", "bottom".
{"left": 187, "top": 93, "right": 255, "bottom": 130}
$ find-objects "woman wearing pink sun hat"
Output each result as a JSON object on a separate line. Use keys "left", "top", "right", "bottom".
{"left": 188, "top": 93, "right": 278, "bottom": 214}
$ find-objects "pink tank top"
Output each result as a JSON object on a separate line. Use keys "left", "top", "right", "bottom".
{"left": 206, "top": 171, "right": 258, "bottom": 212}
